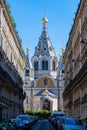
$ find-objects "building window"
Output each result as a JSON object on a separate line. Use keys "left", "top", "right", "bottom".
{"left": 42, "top": 60, "right": 48, "bottom": 70}
{"left": 25, "top": 69, "right": 30, "bottom": 76}
{"left": 25, "top": 82, "right": 28, "bottom": 85}
{"left": 34, "top": 61, "right": 38, "bottom": 71}
{"left": 1, "top": 35, "right": 3, "bottom": 48}
{"left": 11, "top": 53, "right": 12, "bottom": 62}
{"left": 26, "top": 96, "right": 28, "bottom": 104}
{"left": 52, "top": 61, "right": 56, "bottom": 70}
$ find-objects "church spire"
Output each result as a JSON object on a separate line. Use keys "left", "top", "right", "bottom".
{"left": 25, "top": 46, "right": 33, "bottom": 70}
{"left": 33, "top": 11, "right": 56, "bottom": 57}
{"left": 26, "top": 47, "right": 30, "bottom": 66}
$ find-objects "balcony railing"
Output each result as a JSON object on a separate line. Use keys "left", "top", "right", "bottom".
{"left": 63, "top": 60, "right": 87, "bottom": 96}
{"left": 0, "top": 46, "right": 23, "bottom": 85}
{"left": 0, "top": 60, "right": 23, "bottom": 94}
{"left": 81, "top": 94, "right": 87, "bottom": 104}
{"left": 74, "top": 97, "right": 81, "bottom": 106}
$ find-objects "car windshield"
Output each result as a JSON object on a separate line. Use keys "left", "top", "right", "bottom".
{"left": 51, "top": 111, "right": 65, "bottom": 118}
{"left": 52, "top": 113, "right": 65, "bottom": 118}
{"left": 17, "top": 115, "right": 29, "bottom": 120}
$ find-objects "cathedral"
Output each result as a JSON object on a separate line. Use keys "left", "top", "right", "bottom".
{"left": 23, "top": 15, "right": 64, "bottom": 111}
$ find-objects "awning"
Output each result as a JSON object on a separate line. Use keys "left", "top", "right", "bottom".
{"left": 0, "top": 102, "right": 8, "bottom": 109}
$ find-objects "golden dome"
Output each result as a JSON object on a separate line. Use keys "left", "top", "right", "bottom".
{"left": 42, "top": 16, "right": 48, "bottom": 24}
{"left": 44, "top": 89, "right": 48, "bottom": 95}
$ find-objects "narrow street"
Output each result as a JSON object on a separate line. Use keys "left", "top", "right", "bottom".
{"left": 31, "top": 120, "right": 55, "bottom": 130}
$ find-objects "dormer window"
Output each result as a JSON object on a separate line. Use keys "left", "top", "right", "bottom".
{"left": 25, "top": 69, "right": 30, "bottom": 76}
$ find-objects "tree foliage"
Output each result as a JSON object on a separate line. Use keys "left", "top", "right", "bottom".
{"left": 25, "top": 109, "right": 52, "bottom": 119}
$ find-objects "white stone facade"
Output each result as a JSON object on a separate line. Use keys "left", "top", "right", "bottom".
{"left": 23, "top": 16, "right": 64, "bottom": 112}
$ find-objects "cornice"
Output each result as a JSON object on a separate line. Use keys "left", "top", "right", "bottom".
{"left": 65, "top": 0, "right": 86, "bottom": 51}
{"left": 0, "top": 0, "right": 24, "bottom": 58}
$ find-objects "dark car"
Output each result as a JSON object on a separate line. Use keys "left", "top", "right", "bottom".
{"left": 59, "top": 117, "right": 86, "bottom": 130}
{"left": 50, "top": 111, "right": 65, "bottom": 126}
{"left": 52, "top": 116, "right": 65, "bottom": 129}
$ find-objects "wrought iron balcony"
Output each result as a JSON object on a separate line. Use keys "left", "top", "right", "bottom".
{"left": 0, "top": 66, "right": 21, "bottom": 91}
{"left": 0, "top": 46, "right": 23, "bottom": 87}
{"left": 74, "top": 97, "right": 81, "bottom": 106}
{"left": 81, "top": 94, "right": 87, "bottom": 104}
{"left": 63, "top": 60, "right": 87, "bottom": 96}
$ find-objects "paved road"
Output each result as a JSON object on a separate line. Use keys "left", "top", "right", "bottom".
{"left": 31, "top": 120, "right": 55, "bottom": 130}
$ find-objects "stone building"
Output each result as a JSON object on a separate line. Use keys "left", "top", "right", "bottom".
{"left": 0, "top": 0, "right": 25, "bottom": 121}
{"left": 63, "top": 0, "right": 87, "bottom": 120}
{"left": 23, "top": 16, "right": 64, "bottom": 112}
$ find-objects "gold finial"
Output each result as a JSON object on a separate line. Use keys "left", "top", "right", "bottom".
{"left": 62, "top": 43, "right": 64, "bottom": 53}
{"left": 62, "top": 47, "right": 64, "bottom": 53}
{"left": 26, "top": 47, "right": 30, "bottom": 52}
{"left": 42, "top": 8, "right": 48, "bottom": 24}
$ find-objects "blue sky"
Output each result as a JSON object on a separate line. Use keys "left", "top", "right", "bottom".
{"left": 7, "top": 0, "right": 80, "bottom": 57}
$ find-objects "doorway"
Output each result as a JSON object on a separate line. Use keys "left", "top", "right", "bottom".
{"left": 42, "top": 99, "right": 50, "bottom": 111}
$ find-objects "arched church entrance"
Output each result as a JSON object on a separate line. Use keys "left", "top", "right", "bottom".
{"left": 42, "top": 99, "right": 51, "bottom": 111}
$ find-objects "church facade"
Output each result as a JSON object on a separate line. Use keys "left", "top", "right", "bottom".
{"left": 23, "top": 16, "right": 64, "bottom": 111}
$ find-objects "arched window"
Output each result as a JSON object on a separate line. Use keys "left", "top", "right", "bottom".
{"left": 34, "top": 61, "right": 38, "bottom": 71}
{"left": 42, "top": 60, "right": 48, "bottom": 70}
{"left": 52, "top": 61, "right": 56, "bottom": 70}
{"left": 25, "top": 69, "right": 30, "bottom": 76}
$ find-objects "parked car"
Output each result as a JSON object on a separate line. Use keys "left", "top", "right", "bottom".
{"left": 52, "top": 116, "right": 65, "bottom": 129}
{"left": 11, "top": 118, "right": 24, "bottom": 129}
{"left": 16, "top": 114, "right": 39, "bottom": 129}
{"left": 51, "top": 111, "right": 65, "bottom": 118}
{"left": 17, "top": 114, "right": 32, "bottom": 130}
{"left": 59, "top": 117, "right": 86, "bottom": 130}
{"left": 50, "top": 111, "right": 65, "bottom": 125}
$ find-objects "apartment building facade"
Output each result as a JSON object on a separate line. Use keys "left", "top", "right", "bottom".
{"left": 0, "top": 0, "right": 25, "bottom": 121}
{"left": 63, "top": 0, "right": 87, "bottom": 120}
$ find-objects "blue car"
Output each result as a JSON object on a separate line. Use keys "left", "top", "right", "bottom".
{"left": 60, "top": 117, "right": 86, "bottom": 130}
